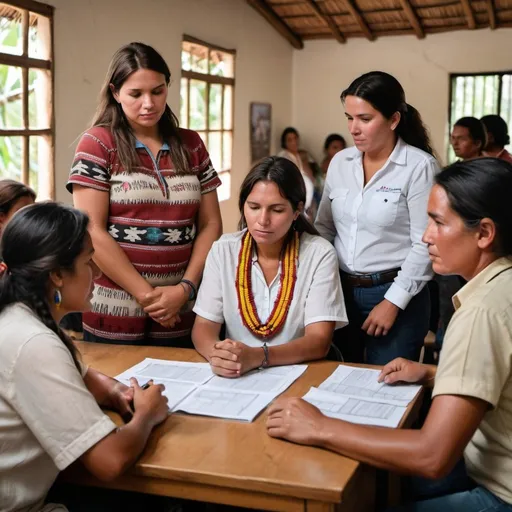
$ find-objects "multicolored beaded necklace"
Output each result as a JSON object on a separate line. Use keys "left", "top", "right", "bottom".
{"left": 236, "top": 230, "right": 299, "bottom": 339}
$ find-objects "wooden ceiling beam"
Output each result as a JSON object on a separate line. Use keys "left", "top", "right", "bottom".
{"left": 342, "top": 0, "right": 375, "bottom": 41}
{"left": 397, "top": 0, "right": 425, "bottom": 38}
{"left": 486, "top": 0, "right": 496, "bottom": 29}
{"left": 304, "top": 0, "right": 345, "bottom": 43}
{"left": 460, "top": 0, "right": 476, "bottom": 29}
{"left": 246, "top": 0, "right": 304, "bottom": 49}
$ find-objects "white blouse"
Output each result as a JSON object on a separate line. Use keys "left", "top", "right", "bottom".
{"left": 315, "top": 138, "right": 439, "bottom": 310}
{"left": 193, "top": 231, "right": 348, "bottom": 347}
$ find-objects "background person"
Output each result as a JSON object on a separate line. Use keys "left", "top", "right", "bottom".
{"left": 481, "top": 114, "right": 512, "bottom": 163}
{"left": 450, "top": 116, "right": 487, "bottom": 161}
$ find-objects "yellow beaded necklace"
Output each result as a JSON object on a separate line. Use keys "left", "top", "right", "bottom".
{"left": 236, "top": 230, "right": 299, "bottom": 339}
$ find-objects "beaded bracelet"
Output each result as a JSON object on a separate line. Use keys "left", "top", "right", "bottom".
{"left": 180, "top": 279, "right": 197, "bottom": 301}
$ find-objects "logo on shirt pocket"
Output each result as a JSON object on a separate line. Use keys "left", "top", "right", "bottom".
{"left": 367, "top": 190, "right": 401, "bottom": 226}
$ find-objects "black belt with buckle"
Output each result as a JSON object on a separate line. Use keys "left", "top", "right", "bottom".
{"left": 341, "top": 268, "right": 400, "bottom": 288}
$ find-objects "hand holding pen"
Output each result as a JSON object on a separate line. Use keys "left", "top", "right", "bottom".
{"left": 122, "top": 379, "right": 168, "bottom": 427}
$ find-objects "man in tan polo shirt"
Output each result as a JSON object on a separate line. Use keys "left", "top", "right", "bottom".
{"left": 266, "top": 157, "right": 512, "bottom": 512}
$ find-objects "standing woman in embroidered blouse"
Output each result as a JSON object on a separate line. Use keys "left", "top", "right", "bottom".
{"left": 192, "top": 156, "right": 347, "bottom": 377}
{"left": 68, "top": 42, "right": 222, "bottom": 346}
{"left": 316, "top": 71, "right": 439, "bottom": 365}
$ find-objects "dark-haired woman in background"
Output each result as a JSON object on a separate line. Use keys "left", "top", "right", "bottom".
{"left": 316, "top": 72, "right": 439, "bottom": 365}
{"left": 0, "top": 202, "right": 169, "bottom": 511}
{"left": 450, "top": 116, "right": 487, "bottom": 161}
{"left": 321, "top": 133, "right": 346, "bottom": 175}
{"left": 192, "top": 156, "right": 347, "bottom": 377}
{"left": 67, "top": 42, "right": 222, "bottom": 346}
{"left": 0, "top": 179, "right": 35, "bottom": 235}
{"left": 277, "top": 127, "right": 315, "bottom": 216}
{"left": 268, "top": 158, "right": 512, "bottom": 512}
{"left": 481, "top": 114, "right": 512, "bottom": 163}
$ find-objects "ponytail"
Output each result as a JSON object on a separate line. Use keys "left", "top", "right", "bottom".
{"left": 397, "top": 103, "right": 435, "bottom": 157}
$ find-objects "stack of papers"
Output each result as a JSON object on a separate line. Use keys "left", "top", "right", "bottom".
{"left": 303, "top": 366, "right": 421, "bottom": 428}
{"left": 116, "top": 358, "right": 307, "bottom": 422}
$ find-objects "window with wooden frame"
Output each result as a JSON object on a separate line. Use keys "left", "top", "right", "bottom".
{"left": 448, "top": 72, "right": 512, "bottom": 162}
{"left": 180, "top": 36, "right": 235, "bottom": 202}
{"left": 0, "top": 0, "right": 54, "bottom": 199}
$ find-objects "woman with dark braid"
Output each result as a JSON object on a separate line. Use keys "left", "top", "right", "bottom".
{"left": 0, "top": 202, "right": 170, "bottom": 512}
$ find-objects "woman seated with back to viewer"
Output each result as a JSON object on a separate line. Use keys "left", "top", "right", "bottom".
{"left": 0, "top": 202, "right": 170, "bottom": 512}
{"left": 192, "top": 156, "right": 347, "bottom": 377}
{"left": 267, "top": 158, "right": 512, "bottom": 512}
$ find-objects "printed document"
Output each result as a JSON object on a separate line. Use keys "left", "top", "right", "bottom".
{"left": 318, "top": 366, "right": 421, "bottom": 406}
{"left": 116, "top": 359, "right": 307, "bottom": 422}
{"left": 303, "top": 387, "right": 407, "bottom": 428}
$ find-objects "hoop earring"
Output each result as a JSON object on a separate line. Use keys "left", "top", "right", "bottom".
{"left": 53, "top": 289, "right": 62, "bottom": 309}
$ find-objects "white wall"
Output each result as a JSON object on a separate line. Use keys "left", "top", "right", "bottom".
{"left": 49, "top": 0, "right": 293, "bottom": 232}
{"left": 292, "top": 28, "right": 512, "bottom": 165}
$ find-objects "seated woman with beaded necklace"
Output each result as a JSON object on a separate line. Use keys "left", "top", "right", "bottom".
{"left": 192, "top": 156, "right": 347, "bottom": 377}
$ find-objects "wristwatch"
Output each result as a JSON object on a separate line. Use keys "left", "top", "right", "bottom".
{"left": 259, "top": 342, "right": 270, "bottom": 370}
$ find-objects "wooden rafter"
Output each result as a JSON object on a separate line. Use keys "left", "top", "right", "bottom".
{"left": 246, "top": 0, "right": 304, "bottom": 49}
{"left": 304, "top": 0, "right": 345, "bottom": 44}
{"left": 397, "top": 0, "right": 424, "bottom": 38}
{"left": 486, "top": 0, "right": 496, "bottom": 29}
{"left": 460, "top": 0, "right": 476, "bottom": 29}
{"left": 342, "top": 0, "right": 374, "bottom": 41}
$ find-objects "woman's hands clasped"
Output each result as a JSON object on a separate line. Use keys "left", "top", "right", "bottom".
{"left": 140, "top": 284, "right": 189, "bottom": 328}
{"left": 208, "top": 339, "right": 263, "bottom": 378}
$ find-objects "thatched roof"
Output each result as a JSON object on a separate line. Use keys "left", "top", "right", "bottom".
{"left": 247, "top": 0, "right": 512, "bottom": 48}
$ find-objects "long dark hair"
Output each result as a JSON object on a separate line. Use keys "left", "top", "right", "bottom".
{"left": 92, "top": 42, "right": 189, "bottom": 175}
{"left": 0, "top": 179, "right": 36, "bottom": 216}
{"left": 238, "top": 157, "right": 318, "bottom": 249}
{"left": 0, "top": 202, "right": 90, "bottom": 370}
{"left": 341, "top": 71, "right": 434, "bottom": 156}
{"left": 435, "top": 157, "right": 512, "bottom": 256}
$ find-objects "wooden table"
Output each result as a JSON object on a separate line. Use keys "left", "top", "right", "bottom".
{"left": 64, "top": 342, "right": 424, "bottom": 512}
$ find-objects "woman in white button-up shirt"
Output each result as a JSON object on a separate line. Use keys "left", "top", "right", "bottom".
{"left": 315, "top": 71, "right": 440, "bottom": 365}
{"left": 192, "top": 157, "right": 348, "bottom": 377}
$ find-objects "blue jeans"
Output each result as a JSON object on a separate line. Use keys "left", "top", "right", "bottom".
{"left": 387, "top": 460, "right": 512, "bottom": 511}
{"left": 335, "top": 280, "right": 430, "bottom": 365}
{"left": 390, "top": 488, "right": 512, "bottom": 511}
